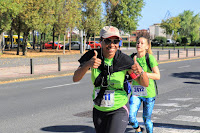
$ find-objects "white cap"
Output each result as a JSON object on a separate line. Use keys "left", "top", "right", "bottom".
{"left": 100, "top": 26, "right": 122, "bottom": 40}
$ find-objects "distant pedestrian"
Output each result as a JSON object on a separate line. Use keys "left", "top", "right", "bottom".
{"left": 73, "top": 26, "right": 149, "bottom": 133}
{"left": 119, "top": 39, "right": 122, "bottom": 50}
{"left": 129, "top": 36, "right": 160, "bottom": 133}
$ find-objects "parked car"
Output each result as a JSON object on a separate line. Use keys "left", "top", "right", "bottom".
{"left": 151, "top": 40, "right": 161, "bottom": 46}
{"left": 44, "top": 42, "right": 63, "bottom": 49}
{"left": 61, "top": 41, "right": 91, "bottom": 50}
{"left": 166, "top": 39, "right": 176, "bottom": 44}
{"left": 86, "top": 41, "right": 101, "bottom": 49}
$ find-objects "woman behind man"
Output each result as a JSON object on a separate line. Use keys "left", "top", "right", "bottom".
{"left": 73, "top": 26, "right": 149, "bottom": 133}
{"left": 129, "top": 37, "right": 160, "bottom": 133}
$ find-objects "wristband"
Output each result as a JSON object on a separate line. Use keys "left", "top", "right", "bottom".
{"left": 130, "top": 72, "right": 140, "bottom": 80}
{"left": 140, "top": 69, "right": 144, "bottom": 76}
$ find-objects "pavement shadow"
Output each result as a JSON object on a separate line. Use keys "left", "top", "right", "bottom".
{"left": 153, "top": 122, "right": 200, "bottom": 130}
{"left": 41, "top": 125, "right": 95, "bottom": 133}
{"left": 184, "top": 81, "right": 200, "bottom": 84}
{"left": 171, "top": 72, "right": 200, "bottom": 80}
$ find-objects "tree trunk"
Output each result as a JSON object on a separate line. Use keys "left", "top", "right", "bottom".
{"left": 17, "top": 21, "right": 21, "bottom": 55}
{"left": 0, "top": 32, "right": 3, "bottom": 55}
{"left": 63, "top": 33, "right": 66, "bottom": 54}
{"left": 22, "top": 32, "right": 28, "bottom": 56}
{"left": 84, "top": 31, "right": 87, "bottom": 52}
{"left": 40, "top": 33, "right": 43, "bottom": 52}
{"left": 8, "top": 30, "right": 12, "bottom": 50}
{"left": 56, "top": 34, "right": 60, "bottom": 51}
{"left": 52, "top": 27, "right": 55, "bottom": 49}
{"left": 94, "top": 33, "right": 96, "bottom": 49}
{"left": 43, "top": 33, "right": 46, "bottom": 49}
{"left": 69, "top": 28, "right": 72, "bottom": 52}
{"left": 10, "top": 29, "right": 13, "bottom": 49}
{"left": 33, "top": 30, "right": 36, "bottom": 50}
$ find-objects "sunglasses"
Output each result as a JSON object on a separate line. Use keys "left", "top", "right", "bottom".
{"left": 103, "top": 38, "right": 120, "bottom": 45}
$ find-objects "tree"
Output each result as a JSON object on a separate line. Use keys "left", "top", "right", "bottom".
{"left": 179, "top": 10, "right": 200, "bottom": 43}
{"left": 21, "top": 0, "right": 44, "bottom": 55}
{"left": 160, "top": 16, "right": 181, "bottom": 41}
{"left": 189, "top": 13, "right": 200, "bottom": 42}
{"left": 81, "top": 0, "right": 103, "bottom": 50}
{"left": 36, "top": 0, "right": 56, "bottom": 52}
{"left": 104, "top": 0, "right": 145, "bottom": 33}
{"left": 0, "top": 0, "right": 22, "bottom": 54}
{"left": 65, "top": 0, "right": 82, "bottom": 51}
{"left": 53, "top": 0, "right": 66, "bottom": 50}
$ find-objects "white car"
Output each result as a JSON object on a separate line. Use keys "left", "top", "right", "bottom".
{"left": 167, "top": 39, "right": 176, "bottom": 44}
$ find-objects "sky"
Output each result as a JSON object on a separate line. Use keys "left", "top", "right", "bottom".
{"left": 137, "top": 0, "right": 200, "bottom": 30}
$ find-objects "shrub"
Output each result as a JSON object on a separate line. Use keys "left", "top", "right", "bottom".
{"left": 123, "top": 41, "right": 136, "bottom": 47}
{"left": 190, "top": 39, "right": 200, "bottom": 46}
{"left": 181, "top": 37, "right": 188, "bottom": 44}
{"left": 151, "top": 36, "right": 167, "bottom": 46}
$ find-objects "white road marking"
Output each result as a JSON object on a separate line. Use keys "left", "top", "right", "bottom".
{"left": 172, "top": 115, "right": 200, "bottom": 123}
{"left": 42, "top": 82, "right": 80, "bottom": 89}
{"left": 169, "top": 98, "right": 194, "bottom": 101}
{"left": 178, "top": 65, "right": 190, "bottom": 68}
{"left": 153, "top": 127, "right": 198, "bottom": 133}
{"left": 155, "top": 103, "right": 192, "bottom": 108}
{"left": 152, "top": 108, "right": 181, "bottom": 115}
{"left": 159, "top": 69, "right": 165, "bottom": 71}
{"left": 190, "top": 107, "right": 200, "bottom": 112}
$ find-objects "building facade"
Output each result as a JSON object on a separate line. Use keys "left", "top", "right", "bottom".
{"left": 149, "top": 23, "right": 172, "bottom": 40}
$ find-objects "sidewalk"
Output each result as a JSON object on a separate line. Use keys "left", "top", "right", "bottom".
{"left": 0, "top": 48, "right": 200, "bottom": 84}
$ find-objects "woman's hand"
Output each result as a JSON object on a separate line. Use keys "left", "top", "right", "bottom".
{"left": 131, "top": 56, "right": 143, "bottom": 76}
{"left": 129, "top": 56, "right": 149, "bottom": 87}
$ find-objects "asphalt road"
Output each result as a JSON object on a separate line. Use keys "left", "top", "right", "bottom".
{"left": 0, "top": 58, "right": 200, "bottom": 133}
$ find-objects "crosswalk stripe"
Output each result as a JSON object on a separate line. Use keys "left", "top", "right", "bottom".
{"left": 190, "top": 107, "right": 200, "bottom": 111}
{"left": 172, "top": 115, "right": 200, "bottom": 123}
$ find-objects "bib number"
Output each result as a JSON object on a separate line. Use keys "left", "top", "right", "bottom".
{"left": 132, "top": 85, "right": 147, "bottom": 96}
{"left": 95, "top": 89, "right": 115, "bottom": 107}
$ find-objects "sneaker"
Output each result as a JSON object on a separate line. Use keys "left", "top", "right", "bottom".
{"left": 135, "top": 127, "right": 144, "bottom": 133}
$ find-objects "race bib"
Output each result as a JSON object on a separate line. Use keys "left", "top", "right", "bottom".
{"left": 95, "top": 89, "right": 115, "bottom": 107}
{"left": 132, "top": 85, "right": 147, "bottom": 96}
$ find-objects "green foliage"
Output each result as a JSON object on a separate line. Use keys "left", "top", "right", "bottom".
{"left": 179, "top": 10, "right": 200, "bottom": 42}
{"left": 181, "top": 37, "right": 188, "bottom": 44}
{"left": 161, "top": 16, "right": 181, "bottom": 41}
{"left": 53, "top": 0, "right": 67, "bottom": 35}
{"left": 37, "top": 0, "right": 56, "bottom": 33}
{"left": 176, "top": 37, "right": 181, "bottom": 43}
{"left": 190, "top": 39, "right": 200, "bottom": 46}
{"left": 66, "top": 0, "right": 82, "bottom": 31}
{"left": 0, "top": 0, "right": 22, "bottom": 34}
{"left": 154, "top": 36, "right": 167, "bottom": 43}
{"left": 123, "top": 41, "right": 136, "bottom": 47}
{"left": 105, "top": 0, "right": 145, "bottom": 33}
{"left": 160, "top": 10, "right": 200, "bottom": 45}
{"left": 82, "top": 0, "right": 103, "bottom": 37}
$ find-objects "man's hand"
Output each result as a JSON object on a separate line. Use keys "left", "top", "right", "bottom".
{"left": 88, "top": 50, "right": 102, "bottom": 68}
